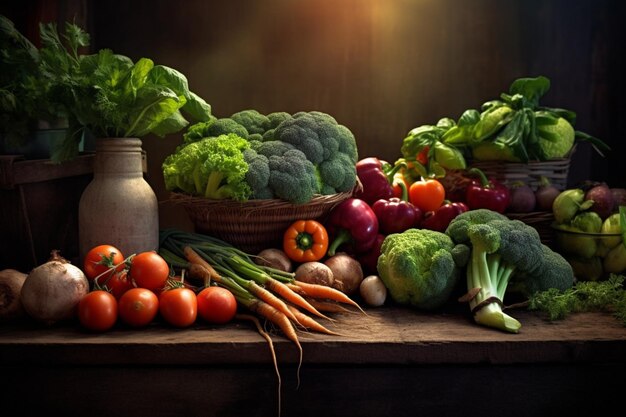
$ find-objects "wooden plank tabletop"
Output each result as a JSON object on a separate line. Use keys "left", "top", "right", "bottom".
{"left": 2, "top": 306, "right": 626, "bottom": 366}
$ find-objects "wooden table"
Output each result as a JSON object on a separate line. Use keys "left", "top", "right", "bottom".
{"left": 2, "top": 306, "right": 625, "bottom": 417}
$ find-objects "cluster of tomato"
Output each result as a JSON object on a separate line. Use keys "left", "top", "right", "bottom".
{"left": 77, "top": 245, "right": 237, "bottom": 332}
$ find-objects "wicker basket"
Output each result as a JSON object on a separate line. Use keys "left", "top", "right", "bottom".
{"left": 506, "top": 211, "right": 555, "bottom": 246}
{"left": 467, "top": 147, "right": 575, "bottom": 191}
{"left": 468, "top": 158, "right": 571, "bottom": 191}
{"left": 170, "top": 192, "right": 352, "bottom": 253}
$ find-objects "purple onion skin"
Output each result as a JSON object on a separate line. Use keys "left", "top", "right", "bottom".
{"left": 535, "top": 184, "right": 561, "bottom": 212}
{"left": 611, "top": 188, "right": 626, "bottom": 211}
{"left": 585, "top": 184, "right": 614, "bottom": 219}
{"left": 508, "top": 184, "right": 536, "bottom": 213}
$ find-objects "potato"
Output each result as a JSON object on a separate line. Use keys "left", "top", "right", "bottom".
{"left": 255, "top": 248, "right": 293, "bottom": 272}
{"left": 294, "top": 262, "right": 334, "bottom": 287}
{"left": 324, "top": 253, "right": 364, "bottom": 295}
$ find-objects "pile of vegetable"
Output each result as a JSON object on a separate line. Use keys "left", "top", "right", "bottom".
{"left": 551, "top": 183, "right": 626, "bottom": 280}
{"left": 162, "top": 109, "right": 359, "bottom": 204}
{"left": 399, "top": 76, "right": 609, "bottom": 181}
{"left": 376, "top": 209, "right": 575, "bottom": 333}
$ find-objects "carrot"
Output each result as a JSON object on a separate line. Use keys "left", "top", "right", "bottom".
{"left": 236, "top": 313, "right": 281, "bottom": 417}
{"left": 188, "top": 262, "right": 222, "bottom": 284}
{"left": 247, "top": 298, "right": 303, "bottom": 388}
{"left": 265, "top": 277, "right": 333, "bottom": 321}
{"left": 188, "top": 263, "right": 252, "bottom": 303}
{"left": 286, "top": 305, "right": 345, "bottom": 336}
{"left": 247, "top": 281, "right": 300, "bottom": 324}
{"left": 303, "top": 297, "right": 359, "bottom": 314}
{"left": 184, "top": 246, "right": 221, "bottom": 283}
{"left": 287, "top": 280, "right": 367, "bottom": 314}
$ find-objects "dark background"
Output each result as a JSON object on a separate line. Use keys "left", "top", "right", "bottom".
{"left": 2, "top": 0, "right": 625, "bottom": 230}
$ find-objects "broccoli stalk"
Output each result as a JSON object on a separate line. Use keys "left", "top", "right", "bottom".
{"left": 447, "top": 209, "right": 574, "bottom": 334}
{"left": 464, "top": 224, "right": 521, "bottom": 333}
{"left": 465, "top": 237, "right": 521, "bottom": 333}
{"left": 204, "top": 171, "right": 235, "bottom": 199}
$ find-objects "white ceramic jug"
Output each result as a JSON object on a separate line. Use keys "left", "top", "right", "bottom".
{"left": 78, "top": 137, "right": 159, "bottom": 262}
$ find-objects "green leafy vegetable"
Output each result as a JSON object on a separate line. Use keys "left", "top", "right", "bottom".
{"left": 528, "top": 274, "right": 626, "bottom": 326}
{"left": 400, "top": 117, "right": 466, "bottom": 179}
{"left": 0, "top": 15, "right": 66, "bottom": 145}
{"left": 36, "top": 21, "right": 211, "bottom": 162}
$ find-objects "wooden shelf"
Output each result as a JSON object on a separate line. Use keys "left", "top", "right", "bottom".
{"left": 0, "top": 154, "right": 95, "bottom": 189}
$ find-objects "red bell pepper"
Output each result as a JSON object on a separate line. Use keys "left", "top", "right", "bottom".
{"left": 465, "top": 168, "right": 510, "bottom": 213}
{"left": 326, "top": 198, "right": 379, "bottom": 256}
{"left": 372, "top": 197, "right": 422, "bottom": 234}
{"left": 421, "top": 201, "right": 469, "bottom": 232}
{"left": 355, "top": 157, "right": 406, "bottom": 205}
{"left": 357, "top": 233, "right": 386, "bottom": 275}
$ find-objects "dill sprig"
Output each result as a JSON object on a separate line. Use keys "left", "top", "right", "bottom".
{"left": 528, "top": 274, "right": 626, "bottom": 325}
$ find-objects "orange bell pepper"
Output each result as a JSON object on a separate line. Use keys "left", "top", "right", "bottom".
{"left": 283, "top": 220, "right": 329, "bottom": 262}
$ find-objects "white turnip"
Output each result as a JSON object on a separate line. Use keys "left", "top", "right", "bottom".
{"left": 0, "top": 269, "right": 27, "bottom": 321}
{"left": 294, "top": 262, "right": 334, "bottom": 287}
{"left": 21, "top": 251, "right": 89, "bottom": 325}
{"left": 324, "top": 253, "right": 364, "bottom": 295}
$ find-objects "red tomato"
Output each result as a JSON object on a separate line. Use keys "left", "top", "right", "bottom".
{"left": 84, "top": 244, "right": 125, "bottom": 282}
{"left": 197, "top": 286, "right": 237, "bottom": 324}
{"left": 159, "top": 287, "right": 198, "bottom": 328}
{"left": 104, "top": 270, "right": 135, "bottom": 300}
{"left": 78, "top": 290, "right": 118, "bottom": 332}
{"left": 118, "top": 287, "right": 159, "bottom": 327}
{"left": 129, "top": 251, "right": 170, "bottom": 291}
{"left": 409, "top": 179, "right": 446, "bottom": 213}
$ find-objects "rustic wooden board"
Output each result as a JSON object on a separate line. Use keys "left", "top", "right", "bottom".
{"left": 3, "top": 307, "right": 626, "bottom": 366}
{"left": 2, "top": 306, "right": 625, "bottom": 417}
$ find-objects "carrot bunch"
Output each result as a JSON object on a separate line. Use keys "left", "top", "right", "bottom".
{"left": 158, "top": 228, "right": 363, "bottom": 345}
{"left": 159, "top": 229, "right": 364, "bottom": 414}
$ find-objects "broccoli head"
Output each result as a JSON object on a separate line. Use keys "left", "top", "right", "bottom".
{"left": 231, "top": 109, "right": 271, "bottom": 135}
{"left": 262, "top": 111, "right": 293, "bottom": 142}
{"left": 268, "top": 149, "right": 320, "bottom": 204}
{"left": 513, "top": 244, "right": 575, "bottom": 296}
{"left": 242, "top": 140, "right": 320, "bottom": 204}
{"left": 445, "top": 209, "right": 574, "bottom": 333}
{"left": 206, "top": 118, "right": 249, "bottom": 139}
{"left": 181, "top": 116, "right": 217, "bottom": 144}
{"left": 272, "top": 111, "right": 359, "bottom": 193}
{"left": 255, "top": 140, "right": 296, "bottom": 158}
{"left": 242, "top": 148, "right": 272, "bottom": 199}
{"left": 267, "top": 111, "right": 293, "bottom": 128}
{"left": 377, "top": 229, "right": 463, "bottom": 310}
{"left": 317, "top": 152, "right": 358, "bottom": 193}
{"left": 162, "top": 133, "right": 252, "bottom": 201}
{"left": 181, "top": 117, "right": 249, "bottom": 145}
